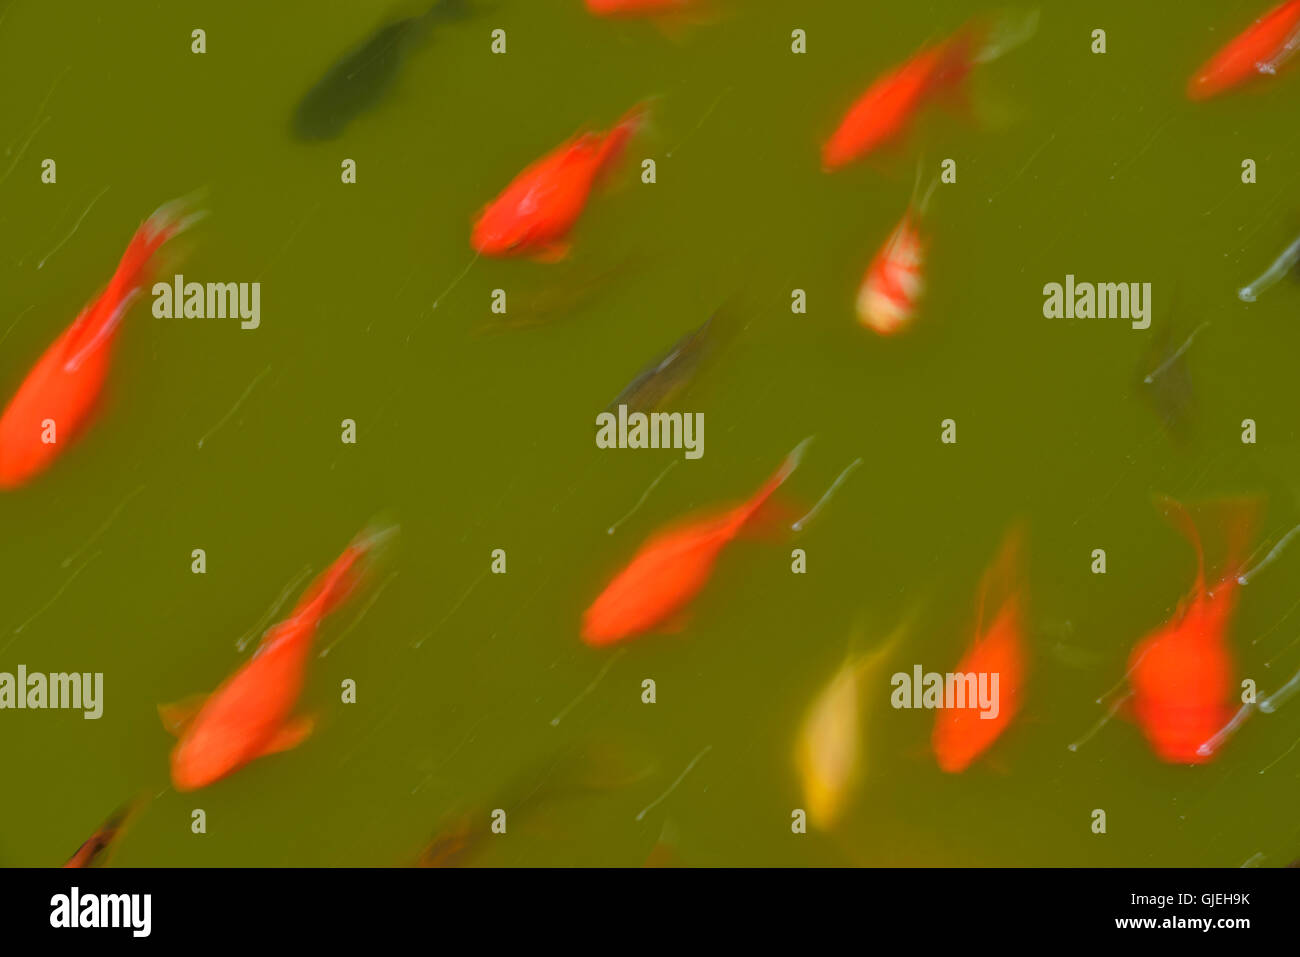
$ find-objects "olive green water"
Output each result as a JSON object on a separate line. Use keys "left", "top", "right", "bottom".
{"left": 1, "top": 0, "right": 1299, "bottom": 867}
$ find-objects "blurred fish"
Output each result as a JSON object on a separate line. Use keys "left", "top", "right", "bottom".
{"left": 1127, "top": 498, "right": 1256, "bottom": 764}
{"left": 608, "top": 306, "right": 734, "bottom": 413}
{"left": 643, "top": 819, "right": 683, "bottom": 866}
{"left": 292, "top": 0, "right": 472, "bottom": 141}
{"left": 417, "top": 743, "right": 654, "bottom": 866}
{"left": 582, "top": 438, "right": 809, "bottom": 646}
{"left": 585, "top": 0, "right": 701, "bottom": 15}
{"left": 1137, "top": 306, "right": 1202, "bottom": 444}
{"left": 0, "top": 196, "right": 200, "bottom": 489}
{"left": 63, "top": 801, "right": 139, "bottom": 868}
{"left": 160, "top": 523, "right": 397, "bottom": 791}
{"left": 857, "top": 177, "right": 937, "bottom": 335}
{"left": 1188, "top": 0, "right": 1300, "bottom": 101}
{"left": 795, "top": 623, "right": 902, "bottom": 831}
{"left": 932, "top": 524, "right": 1028, "bottom": 773}
{"left": 472, "top": 102, "right": 649, "bottom": 261}
{"left": 822, "top": 10, "right": 1037, "bottom": 170}
{"left": 472, "top": 254, "right": 648, "bottom": 333}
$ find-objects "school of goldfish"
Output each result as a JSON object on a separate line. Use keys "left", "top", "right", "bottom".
{"left": 2, "top": 0, "right": 1298, "bottom": 866}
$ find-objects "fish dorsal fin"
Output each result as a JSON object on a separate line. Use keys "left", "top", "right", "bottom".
{"left": 256, "top": 715, "right": 316, "bottom": 757}
{"left": 157, "top": 693, "right": 209, "bottom": 737}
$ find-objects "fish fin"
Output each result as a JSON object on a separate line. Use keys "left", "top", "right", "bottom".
{"left": 257, "top": 715, "right": 316, "bottom": 757}
{"left": 737, "top": 497, "right": 804, "bottom": 540}
{"left": 594, "top": 101, "right": 651, "bottom": 179}
{"left": 530, "top": 242, "right": 571, "bottom": 264}
{"left": 659, "top": 610, "right": 692, "bottom": 634}
{"left": 157, "top": 694, "right": 208, "bottom": 737}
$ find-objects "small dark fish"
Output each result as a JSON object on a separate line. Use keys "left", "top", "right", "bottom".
{"left": 292, "top": 0, "right": 470, "bottom": 141}
{"left": 63, "top": 801, "right": 138, "bottom": 868}
{"left": 472, "top": 255, "right": 649, "bottom": 334}
{"left": 1136, "top": 287, "right": 1200, "bottom": 444}
{"left": 415, "top": 743, "right": 653, "bottom": 867}
{"left": 608, "top": 305, "right": 737, "bottom": 414}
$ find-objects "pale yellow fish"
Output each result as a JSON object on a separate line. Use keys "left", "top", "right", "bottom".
{"left": 795, "top": 625, "right": 903, "bottom": 831}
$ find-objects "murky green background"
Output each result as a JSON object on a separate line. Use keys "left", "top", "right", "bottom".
{"left": 1, "top": 0, "right": 1299, "bottom": 866}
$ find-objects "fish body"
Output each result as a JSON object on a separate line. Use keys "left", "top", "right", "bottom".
{"left": 417, "top": 743, "right": 652, "bottom": 866}
{"left": 164, "top": 526, "right": 392, "bottom": 790}
{"left": 823, "top": 31, "right": 975, "bottom": 170}
{"left": 582, "top": 439, "right": 807, "bottom": 645}
{"left": 472, "top": 104, "right": 646, "bottom": 260}
{"left": 292, "top": 0, "right": 470, "bottom": 140}
{"left": 932, "top": 527, "right": 1027, "bottom": 773}
{"left": 63, "top": 802, "right": 138, "bottom": 868}
{"left": 796, "top": 628, "right": 900, "bottom": 830}
{"left": 0, "top": 198, "right": 197, "bottom": 489}
{"left": 1188, "top": 0, "right": 1300, "bottom": 100}
{"left": 1127, "top": 500, "right": 1253, "bottom": 763}
{"left": 609, "top": 312, "right": 722, "bottom": 413}
{"left": 857, "top": 209, "right": 926, "bottom": 334}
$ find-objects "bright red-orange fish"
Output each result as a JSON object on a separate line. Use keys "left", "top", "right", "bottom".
{"left": 932, "top": 526, "right": 1027, "bottom": 773}
{"left": 1187, "top": 0, "right": 1300, "bottom": 100}
{"left": 585, "top": 0, "right": 698, "bottom": 15}
{"left": 858, "top": 207, "right": 926, "bottom": 334}
{"left": 161, "top": 524, "right": 395, "bottom": 791}
{"left": 822, "top": 29, "right": 979, "bottom": 171}
{"left": 582, "top": 439, "right": 809, "bottom": 645}
{"left": 472, "top": 103, "right": 647, "bottom": 261}
{"left": 1126, "top": 500, "right": 1254, "bottom": 763}
{"left": 0, "top": 198, "right": 198, "bottom": 489}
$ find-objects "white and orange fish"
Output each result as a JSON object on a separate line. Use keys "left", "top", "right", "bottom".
{"left": 856, "top": 179, "right": 936, "bottom": 335}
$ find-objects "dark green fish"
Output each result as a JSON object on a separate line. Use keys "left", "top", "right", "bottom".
{"left": 608, "top": 305, "right": 737, "bottom": 414}
{"left": 415, "top": 742, "right": 654, "bottom": 867}
{"left": 292, "top": 0, "right": 470, "bottom": 141}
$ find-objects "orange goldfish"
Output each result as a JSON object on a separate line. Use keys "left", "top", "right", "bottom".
{"left": 1188, "top": 0, "right": 1300, "bottom": 100}
{"left": 823, "top": 32, "right": 974, "bottom": 171}
{"left": 471, "top": 103, "right": 647, "bottom": 261}
{"left": 161, "top": 524, "right": 395, "bottom": 791}
{"left": 0, "top": 197, "right": 199, "bottom": 488}
{"left": 1127, "top": 499, "right": 1254, "bottom": 763}
{"left": 582, "top": 438, "right": 809, "bottom": 645}
{"left": 932, "top": 526, "right": 1027, "bottom": 773}
{"left": 822, "top": 11, "right": 1037, "bottom": 170}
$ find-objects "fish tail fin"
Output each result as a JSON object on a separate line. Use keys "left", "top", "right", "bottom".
{"left": 595, "top": 100, "right": 652, "bottom": 176}
{"left": 969, "top": 7, "right": 1040, "bottom": 66}
{"left": 60, "top": 192, "right": 206, "bottom": 371}
{"left": 293, "top": 519, "right": 400, "bottom": 620}
{"left": 1153, "top": 495, "right": 1206, "bottom": 592}
{"left": 738, "top": 436, "right": 813, "bottom": 528}
{"left": 105, "top": 192, "right": 207, "bottom": 303}
{"left": 974, "top": 521, "right": 1027, "bottom": 636}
